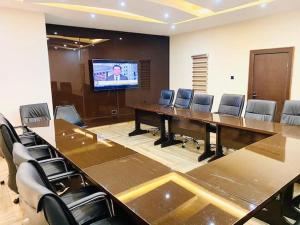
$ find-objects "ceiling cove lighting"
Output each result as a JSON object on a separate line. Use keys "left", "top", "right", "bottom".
{"left": 36, "top": 2, "right": 165, "bottom": 24}
{"left": 148, "top": 0, "right": 214, "bottom": 17}
{"left": 175, "top": 0, "right": 274, "bottom": 25}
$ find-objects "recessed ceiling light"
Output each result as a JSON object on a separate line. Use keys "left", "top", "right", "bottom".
{"left": 90, "top": 13, "right": 96, "bottom": 18}
{"left": 54, "top": 32, "right": 58, "bottom": 35}
{"left": 80, "top": 45, "right": 83, "bottom": 47}
{"left": 119, "top": 37, "right": 123, "bottom": 40}
{"left": 120, "top": 1, "right": 126, "bottom": 7}
{"left": 74, "top": 41, "right": 78, "bottom": 44}
{"left": 64, "top": 44, "right": 67, "bottom": 47}
{"left": 164, "top": 13, "right": 169, "bottom": 19}
{"left": 171, "top": 24, "right": 176, "bottom": 30}
{"left": 260, "top": 3, "right": 267, "bottom": 8}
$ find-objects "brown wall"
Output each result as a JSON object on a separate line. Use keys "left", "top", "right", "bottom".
{"left": 47, "top": 24, "right": 169, "bottom": 126}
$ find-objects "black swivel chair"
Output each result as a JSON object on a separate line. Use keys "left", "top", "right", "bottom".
{"left": 208, "top": 94, "right": 245, "bottom": 162}
{"left": 159, "top": 89, "right": 175, "bottom": 106}
{"left": 16, "top": 161, "right": 112, "bottom": 225}
{"left": 39, "top": 194, "right": 130, "bottom": 225}
{"left": 54, "top": 105, "right": 86, "bottom": 128}
{"left": 173, "top": 88, "right": 194, "bottom": 109}
{"left": 0, "top": 120, "right": 53, "bottom": 202}
{"left": 281, "top": 100, "right": 300, "bottom": 125}
{"left": 19, "top": 103, "right": 51, "bottom": 125}
{"left": 150, "top": 89, "right": 175, "bottom": 136}
{"left": 182, "top": 94, "right": 214, "bottom": 149}
{"left": 245, "top": 99, "right": 277, "bottom": 122}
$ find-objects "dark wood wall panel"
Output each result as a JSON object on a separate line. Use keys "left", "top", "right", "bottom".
{"left": 46, "top": 24, "right": 169, "bottom": 126}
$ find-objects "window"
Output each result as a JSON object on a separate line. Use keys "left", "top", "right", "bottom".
{"left": 192, "top": 54, "right": 208, "bottom": 92}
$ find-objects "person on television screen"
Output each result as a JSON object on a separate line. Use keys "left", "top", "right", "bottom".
{"left": 106, "top": 65, "right": 128, "bottom": 81}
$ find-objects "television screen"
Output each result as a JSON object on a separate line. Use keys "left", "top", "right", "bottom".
{"left": 89, "top": 59, "right": 139, "bottom": 91}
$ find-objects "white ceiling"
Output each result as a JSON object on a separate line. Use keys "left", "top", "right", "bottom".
{"left": 1, "top": 0, "right": 300, "bottom": 36}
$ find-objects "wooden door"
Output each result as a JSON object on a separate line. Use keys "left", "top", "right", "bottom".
{"left": 248, "top": 47, "right": 294, "bottom": 121}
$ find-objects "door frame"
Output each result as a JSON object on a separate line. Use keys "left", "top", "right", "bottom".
{"left": 247, "top": 47, "right": 294, "bottom": 100}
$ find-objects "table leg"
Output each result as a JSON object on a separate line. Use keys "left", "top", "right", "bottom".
{"left": 128, "top": 109, "right": 149, "bottom": 136}
{"left": 161, "top": 117, "right": 182, "bottom": 148}
{"left": 198, "top": 123, "right": 215, "bottom": 161}
{"left": 154, "top": 114, "right": 168, "bottom": 145}
{"left": 208, "top": 125, "right": 224, "bottom": 162}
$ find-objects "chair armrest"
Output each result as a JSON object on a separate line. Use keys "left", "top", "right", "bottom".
{"left": 19, "top": 134, "right": 36, "bottom": 139}
{"left": 14, "top": 125, "right": 30, "bottom": 133}
{"left": 67, "top": 192, "right": 107, "bottom": 211}
{"left": 26, "top": 145, "right": 49, "bottom": 150}
{"left": 39, "top": 157, "right": 68, "bottom": 172}
{"left": 48, "top": 171, "right": 77, "bottom": 182}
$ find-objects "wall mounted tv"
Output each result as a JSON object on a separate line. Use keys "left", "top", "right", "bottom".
{"left": 89, "top": 59, "right": 139, "bottom": 91}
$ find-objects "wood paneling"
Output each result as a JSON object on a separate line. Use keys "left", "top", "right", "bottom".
{"left": 46, "top": 24, "right": 169, "bottom": 126}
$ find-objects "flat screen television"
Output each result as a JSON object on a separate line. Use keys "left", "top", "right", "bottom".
{"left": 89, "top": 59, "right": 139, "bottom": 91}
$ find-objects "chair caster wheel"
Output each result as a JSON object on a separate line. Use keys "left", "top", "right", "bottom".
{"left": 197, "top": 147, "right": 200, "bottom": 150}
{"left": 0, "top": 180, "right": 4, "bottom": 185}
{"left": 13, "top": 198, "right": 19, "bottom": 204}
{"left": 182, "top": 145, "right": 185, "bottom": 148}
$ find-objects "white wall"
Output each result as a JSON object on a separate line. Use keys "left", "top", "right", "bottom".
{"left": 0, "top": 8, "right": 53, "bottom": 124}
{"left": 170, "top": 10, "right": 300, "bottom": 112}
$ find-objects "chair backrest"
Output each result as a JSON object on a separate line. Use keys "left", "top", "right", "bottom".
{"left": 38, "top": 194, "right": 78, "bottom": 225}
{"left": 0, "top": 120, "right": 19, "bottom": 193}
{"left": 13, "top": 142, "right": 35, "bottom": 168}
{"left": 281, "top": 100, "right": 300, "bottom": 125}
{"left": 245, "top": 99, "right": 277, "bottom": 122}
{"left": 218, "top": 94, "right": 245, "bottom": 117}
{"left": 16, "top": 161, "right": 54, "bottom": 225}
{"left": 158, "top": 89, "right": 175, "bottom": 106}
{"left": 174, "top": 89, "right": 194, "bottom": 109}
{"left": 20, "top": 103, "right": 51, "bottom": 125}
{"left": 54, "top": 105, "right": 85, "bottom": 127}
{"left": 191, "top": 94, "right": 214, "bottom": 113}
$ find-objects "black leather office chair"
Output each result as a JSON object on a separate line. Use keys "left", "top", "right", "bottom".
{"left": 159, "top": 89, "right": 175, "bottom": 106}
{"left": 16, "top": 161, "right": 111, "bottom": 225}
{"left": 13, "top": 142, "right": 74, "bottom": 179}
{"left": 191, "top": 94, "right": 214, "bottom": 113}
{"left": 182, "top": 94, "right": 214, "bottom": 149}
{"left": 217, "top": 94, "right": 245, "bottom": 116}
{"left": 174, "top": 88, "right": 194, "bottom": 109}
{"left": 150, "top": 89, "right": 175, "bottom": 136}
{"left": 39, "top": 194, "right": 129, "bottom": 225}
{"left": 54, "top": 105, "right": 86, "bottom": 128}
{"left": 19, "top": 103, "right": 51, "bottom": 125}
{"left": 0, "top": 121, "right": 52, "bottom": 200}
{"left": 281, "top": 100, "right": 300, "bottom": 125}
{"left": 245, "top": 99, "right": 277, "bottom": 122}
{"left": 208, "top": 94, "right": 245, "bottom": 162}
{"left": 282, "top": 193, "right": 300, "bottom": 225}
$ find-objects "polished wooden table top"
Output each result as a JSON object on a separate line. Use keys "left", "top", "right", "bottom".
{"left": 28, "top": 118, "right": 300, "bottom": 225}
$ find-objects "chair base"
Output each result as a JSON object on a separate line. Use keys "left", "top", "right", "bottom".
{"left": 0, "top": 180, "right": 4, "bottom": 185}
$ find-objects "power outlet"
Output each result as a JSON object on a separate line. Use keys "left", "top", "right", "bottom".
{"left": 111, "top": 109, "right": 118, "bottom": 115}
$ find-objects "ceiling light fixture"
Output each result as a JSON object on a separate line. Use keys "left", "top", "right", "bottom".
{"left": 171, "top": 24, "right": 176, "bottom": 29}
{"left": 64, "top": 44, "right": 67, "bottom": 47}
{"left": 74, "top": 41, "right": 78, "bottom": 44}
{"left": 119, "top": 37, "right": 123, "bottom": 40}
{"left": 260, "top": 3, "right": 267, "bottom": 8}
{"left": 120, "top": 1, "right": 126, "bottom": 7}
{"left": 54, "top": 32, "right": 58, "bottom": 35}
{"left": 90, "top": 13, "right": 96, "bottom": 18}
{"left": 164, "top": 13, "right": 169, "bottom": 19}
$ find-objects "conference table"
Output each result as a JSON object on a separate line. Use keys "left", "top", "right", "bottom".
{"left": 26, "top": 117, "right": 300, "bottom": 225}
